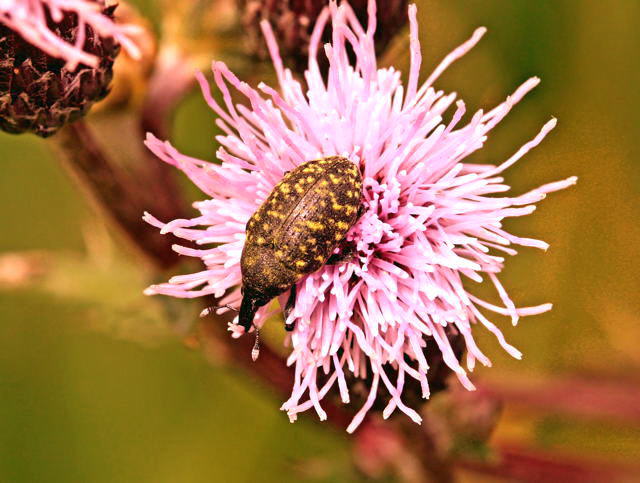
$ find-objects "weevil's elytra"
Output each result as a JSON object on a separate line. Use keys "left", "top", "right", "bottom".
{"left": 238, "top": 156, "right": 363, "bottom": 335}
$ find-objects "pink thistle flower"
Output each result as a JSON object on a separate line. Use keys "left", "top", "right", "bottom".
{"left": 0, "top": 0, "right": 140, "bottom": 70}
{"left": 144, "top": 0, "right": 576, "bottom": 432}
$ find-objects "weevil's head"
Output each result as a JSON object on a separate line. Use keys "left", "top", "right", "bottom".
{"left": 238, "top": 286, "right": 272, "bottom": 332}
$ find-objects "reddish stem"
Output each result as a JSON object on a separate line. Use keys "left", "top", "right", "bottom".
{"left": 458, "top": 443, "right": 640, "bottom": 482}
{"left": 53, "top": 120, "right": 181, "bottom": 268}
{"left": 477, "top": 376, "right": 640, "bottom": 426}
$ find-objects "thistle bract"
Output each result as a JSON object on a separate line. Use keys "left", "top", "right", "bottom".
{"left": 145, "top": 0, "right": 576, "bottom": 432}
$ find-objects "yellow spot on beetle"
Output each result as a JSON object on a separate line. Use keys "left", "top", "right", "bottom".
{"left": 306, "top": 221, "right": 324, "bottom": 230}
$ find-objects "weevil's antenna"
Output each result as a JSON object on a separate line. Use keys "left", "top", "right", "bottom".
{"left": 200, "top": 304, "right": 238, "bottom": 318}
{"left": 251, "top": 327, "right": 260, "bottom": 362}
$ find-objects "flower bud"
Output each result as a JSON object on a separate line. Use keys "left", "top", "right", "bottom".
{"left": 238, "top": 0, "right": 408, "bottom": 71}
{"left": 0, "top": 1, "right": 119, "bottom": 137}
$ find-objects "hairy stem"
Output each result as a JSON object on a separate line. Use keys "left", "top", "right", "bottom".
{"left": 52, "top": 120, "right": 181, "bottom": 268}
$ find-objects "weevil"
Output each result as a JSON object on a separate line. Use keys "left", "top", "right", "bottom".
{"left": 236, "top": 156, "right": 363, "bottom": 357}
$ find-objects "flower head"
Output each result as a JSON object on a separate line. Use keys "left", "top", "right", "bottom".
{"left": 145, "top": 0, "right": 575, "bottom": 432}
{"left": 0, "top": 0, "right": 140, "bottom": 70}
{"left": 0, "top": 0, "right": 143, "bottom": 136}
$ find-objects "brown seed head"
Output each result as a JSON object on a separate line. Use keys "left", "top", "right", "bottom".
{"left": 0, "top": 1, "right": 119, "bottom": 137}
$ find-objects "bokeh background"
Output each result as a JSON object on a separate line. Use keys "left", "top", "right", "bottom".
{"left": 1, "top": 0, "right": 639, "bottom": 481}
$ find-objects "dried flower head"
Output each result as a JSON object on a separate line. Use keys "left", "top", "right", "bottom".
{"left": 0, "top": 0, "right": 136, "bottom": 136}
{"left": 0, "top": 0, "right": 140, "bottom": 70}
{"left": 239, "top": 0, "right": 407, "bottom": 71}
{"left": 145, "top": 1, "right": 576, "bottom": 432}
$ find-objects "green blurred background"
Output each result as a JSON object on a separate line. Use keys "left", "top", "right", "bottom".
{"left": 1, "top": 0, "right": 639, "bottom": 481}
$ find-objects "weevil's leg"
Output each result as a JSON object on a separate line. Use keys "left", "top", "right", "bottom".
{"left": 284, "top": 285, "right": 297, "bottom": 332}
{"left": 356, "top": 203, "right": 365, "bottom": 220}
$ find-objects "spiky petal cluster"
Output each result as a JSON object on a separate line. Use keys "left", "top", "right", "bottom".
{"left": 0, "top": 0, "right": 140, "bottom": 70}
{"left": 144, "top": 1, "right": 575, "bottom": 432}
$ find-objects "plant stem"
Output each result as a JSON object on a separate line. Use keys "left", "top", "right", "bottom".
{"left": 52, "top": 120, "right": 181, "bottom": 268}
{"left": 458, "top": 443, "right": 640, "bottom": 482}
{"left": 478, "top": 376, "right": 640, "bottom": 425}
